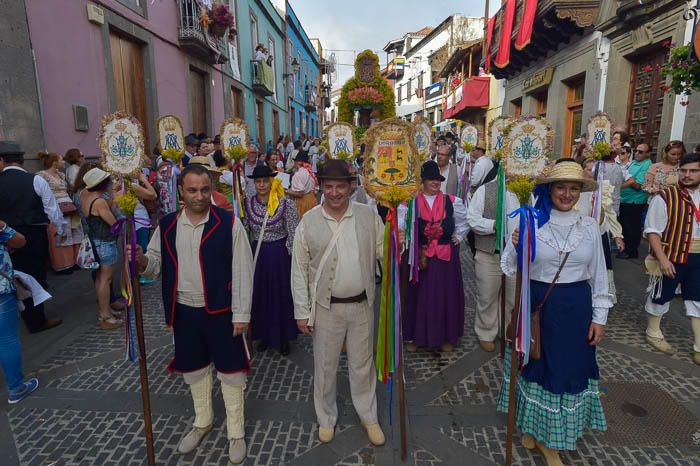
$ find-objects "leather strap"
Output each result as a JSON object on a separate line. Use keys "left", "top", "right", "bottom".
{"left": 330, "top": 291, "right": 367, "bottom": 304}
{"left": 535, "top": 252, "right": 570, "bottom": 312}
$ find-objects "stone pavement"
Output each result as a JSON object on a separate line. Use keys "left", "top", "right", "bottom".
{"left": 1, "top": 245, "right": 700, "bottom": 465}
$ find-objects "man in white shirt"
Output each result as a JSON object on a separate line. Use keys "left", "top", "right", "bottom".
{"left": 469, "top": 146, "right": 494, "bottom": 192}
{"left": 0, "top": 141, "right": 65, "bottom": 333}
{"left": 643, "top": 153, "right": 700, "bottom": 365}
{"left": 467, "top": 179, "right": 519, "bottom": 352}
{"left": 292, "top": 159, "right": 386, "bottom": 447}
{"left": 436, "top": 144, "right": 458, "bottom": 196}
{"left": 131, "top": 164, "right": 254, "bottom": 463}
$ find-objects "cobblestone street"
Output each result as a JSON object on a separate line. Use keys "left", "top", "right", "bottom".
{"left": 2, "top": 247, "right": 699, "bottom": 465}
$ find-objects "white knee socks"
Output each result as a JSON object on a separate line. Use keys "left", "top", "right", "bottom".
{"left": 187, "top": 367, "right": 214, "bottom": 429}
{"left": 691, "top": 317, "right": 700, "bottom": 353}
{"left": 646, "top": 315, "right": 664, "bottom": 339}
{"left": 221, "top": 383, "right": 246, "bottom": 440}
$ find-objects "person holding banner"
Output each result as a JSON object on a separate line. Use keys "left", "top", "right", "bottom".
{"left": 400, "top": 160, "right": 469, "bottom": 353}
{"left": 291, "top": 159, "right": 386, "bottom": 447}
{"left": 131, "top": 163, "right": 254, "bottom": 464}
{"left": 498, "top": 160, "right": 610, "bottom": 465}
{"left": 243, "top": 164, "right": 299, "bottom": 355}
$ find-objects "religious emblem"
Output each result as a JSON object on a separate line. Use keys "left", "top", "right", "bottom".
{"left": 488, "top": 116, "right": 514, "bottom": 154}
{"left": 358, "top": 55, "right": 378, "bottom": 83}
{"left": 99, "top": 111, "right": 145, "bottom": 177}
{"left": 502, "top": 116, "right": 553, "bottom": 179}
{"left": 220, "top": 118, "right": 250, "bottom": 161}
{"left": 156, "top": 115, "right": 185, "bottom": 161}
{"left": 460, "top": 123, "right": 479, "bottom": 147}
{"left": 412, "top": 118, "right": 432, "bottom": 162}
{"left": 324, "top": 123, "right": 355, "bottom": 159}
{"left": 363, "top": 118, "right": 420, "bottom": 205}
{"left": 586, "top": 111, "right": 614, "bottom": 145}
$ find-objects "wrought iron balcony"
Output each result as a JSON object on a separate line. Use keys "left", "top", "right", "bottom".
{"left": 304, "top": 87, "right": 318, "bottom": 112}
{"left": 177, "top": 0, "right": 228, "bottom": 65}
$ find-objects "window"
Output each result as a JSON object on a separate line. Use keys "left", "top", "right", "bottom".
{"left": 397, "top": 85, "right": 402, "bottom": 103}
{"left": 512, "top": 98, "right": 522, "bottom": 117}
{"left": 189, "top": 67, "right": 208, "bottom": 135}
{"left": 407, "top": 78, "right": 412, "bottom": 99}
{"left": 255, "top": 99, "right": 264, "bottom": 145}
{"left": 267, "top": 35, "right": 276, "bottom": 100}
{"left": 250, "top": 12, "right": 258, "bottom": 51}
{"left": 534, "top": 92, "right": 547, "bottom": 117}
{"left": 417, "top": 72, "right": 423, "bottom": 97}
{"left": 288, "top": 39, "right": 293, "bottom": 62}
{"left": 564, "top": 77, "right": 585, "bottom": 156}
{"left": 230, "top": 87, "right": 243, "bottom": 119}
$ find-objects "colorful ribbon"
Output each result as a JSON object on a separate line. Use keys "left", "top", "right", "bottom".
{"left": 267, "top": 178, "right": 285, "bottom": 217}
{"left": 494, "top": 161, "right": 508, "bottom": 252}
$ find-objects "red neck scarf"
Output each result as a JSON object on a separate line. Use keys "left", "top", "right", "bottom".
{"left": 417, "top": 191, "right": 451, "bottom": 261}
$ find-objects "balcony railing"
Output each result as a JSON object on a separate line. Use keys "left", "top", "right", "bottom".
{"left": 304, "top": 87, "right": 318, "bottom": 112}
{"left": 177, "top": 0, "right": 228, "bottom": 65}
{"left": 252, "top": 60, "right": 275, "bottom": 96}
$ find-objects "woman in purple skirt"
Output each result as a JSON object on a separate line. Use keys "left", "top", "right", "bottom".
{"left": 399, "top": 161, "right": 469, "bottom": 352}
{"left": 243, "top": 164, "right": 299, "bottom": 355}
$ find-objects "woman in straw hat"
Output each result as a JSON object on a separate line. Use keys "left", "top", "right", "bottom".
{"left": 79, "top": 168, "right": 122, "bottom": 330}
{"left": 243, "top": 164, "right": 299, "bottom": 355}
{"left": 497, "top": 159, "right": 612, "bottom": 465}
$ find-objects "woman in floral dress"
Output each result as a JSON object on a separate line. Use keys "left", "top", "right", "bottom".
{"left": 243, "top": 164, "right": 299, "bottom": 355}
{"left": 643, "top": 140, "right": 684, "bottom": 196}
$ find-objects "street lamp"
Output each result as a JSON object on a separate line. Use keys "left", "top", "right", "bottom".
{"left": 284, "top": 57, "right": 300, "bottom": 78}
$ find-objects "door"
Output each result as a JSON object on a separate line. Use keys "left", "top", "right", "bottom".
{"left": 255, "top": 99, "right": 264, "bottom": 146}
{"left": 190, "top": 67, "right": 207, "bottom": 135}
{"left": 628, "top": 48, "right": 668, "bottom": 152}
{"left": 272, "top": 110, "right": 280, "bottom": 144}
{"left": 110, "top": 31, "right": 149, "bottom": 151}
{"left": 231, "top": 87, "right": 243, "bottom": 119}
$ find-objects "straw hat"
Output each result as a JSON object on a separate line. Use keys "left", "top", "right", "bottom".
{"left": 536, "top": 159, "right": 597, "bottom": 192}
{"left": 188, "top": 156, "right": 221, "bottom": 174}
{"left": 84, "top": 167, "right": 111, "bottom": 190}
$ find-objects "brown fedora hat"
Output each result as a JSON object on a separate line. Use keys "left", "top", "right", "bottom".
{"left": 317, "top": 158, "right": 355, "bottom": 181}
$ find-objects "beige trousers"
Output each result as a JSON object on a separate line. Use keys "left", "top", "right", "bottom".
{"left": 312, "top": 301, "right": 378, "bottom": 429}
{"left": 474, "top": 250, "right": 515, "bottom": 342}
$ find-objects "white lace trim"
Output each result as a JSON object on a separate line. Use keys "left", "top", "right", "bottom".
{"left": 537, "top": 215, "right": 597, "bottom": 253}
{"left": 516, "top": 380, "right": 601, "bottom": 414}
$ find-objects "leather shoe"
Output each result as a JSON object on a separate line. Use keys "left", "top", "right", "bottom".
{"left": 363, "top": 423, "right": 385, "bottom": 446}
{"left": 440, "top": 343, "right": 454, "bottom": 353}
{"left": 177, "top": 424, "right": 213, "bottom": 454}
{"left": 228, "top": 438, "right": 247, "bottom": 464}
{"left": 318, "top": 426, "right": 334, "bottom": 443}
{"left": 694, "top": 352, "right": 700, "bottom": 366}
{"left": 29, "top": 319, "right": 62, "bottom": 334}
{"left": 645, "top": 335, "right": 676, "bottom": 355}
{"left": 479, "top": 340, "right": 495, "bottom": 352}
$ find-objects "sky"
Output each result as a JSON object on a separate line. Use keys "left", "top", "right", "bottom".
{"left": 290, "top": 0, "right": 495, "bottom": 89}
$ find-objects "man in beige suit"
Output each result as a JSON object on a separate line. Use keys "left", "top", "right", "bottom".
{"left": 291, "top": 159, "right": 386, "bottom": 446}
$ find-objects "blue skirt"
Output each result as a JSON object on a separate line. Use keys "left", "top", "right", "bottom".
{"left": 521, "top": 280, "right": 598, "bottom": 395}
{"left": 251, "top": 238, "right": 298, "bottom": 347}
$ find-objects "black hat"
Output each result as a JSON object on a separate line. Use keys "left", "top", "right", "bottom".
{"left": 0, "top": 141, "right": 24, "bottom": 156}
{"left": 421, "top": 160, "right": 445, "bottom": 181}
{"left": 436, "top": 135, "right": 447, "bottom": 142}
{"left": 445, "top": 132, "right": 455, "bottom": 139}
{"left": 246, "top": 164, "right": 277, "bottom": 179}
{"left": 317, "top": 159, "right": 355, "bottom": 181}
{"left": 185, "top": 135, "right": 198, "bottom": 147}
{"left": 295, "top": 151, "right": 310, "bottom": 163}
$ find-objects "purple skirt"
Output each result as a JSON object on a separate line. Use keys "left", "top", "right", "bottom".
{"left": 251, "top": 237, "right": 298, "bottom": 347}
{"left": 402, "top": 244, "right": 465, "bottom": 348}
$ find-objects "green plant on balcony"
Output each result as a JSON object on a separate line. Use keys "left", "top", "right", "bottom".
{"left": 199, "top": 2, "right": 234, "bottom": 37}
{"left": 660, "top": 41, "right": 700, "bottom": 106}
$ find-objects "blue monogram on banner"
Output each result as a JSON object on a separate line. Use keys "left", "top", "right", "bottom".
{"left": 513, "top": 136, "right": 541, "bottom": 160}
{"left": 592, "top": 129, "right": 606, "bottom": 144}
{"left": 164, "top": 133, "right": 182, "bottom": 151}
{"left": 415, "top": 133, "right": 426, "bottom": 149}
{"left": 333, "top": 138, "right": 350, "bottom": 155}
{"left": 229, "top": 136, "right": 241, "bottom": 146}
{"left": 495, "top": 135, "right": 505, "bottom": 150}
{"left": 111, "top": 134, "right": 135, "bottom": 158}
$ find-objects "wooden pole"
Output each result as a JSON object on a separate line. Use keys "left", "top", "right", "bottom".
{"left": 128, "top": 223, "right": 156, "bottom": 466}
{"left": 504, "top": 270, "right": 522, "bottom": 466}
{"left": 499, "top": 275, "right": 506, "bottom": 359}
{"left": 398, "top": 328, "right": 408, "bottom": 461}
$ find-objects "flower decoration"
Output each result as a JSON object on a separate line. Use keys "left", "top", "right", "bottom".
{"left": 384, "top": 185, "right": 411, "bottom": 207}
{"left": 226, "top": 144, "right": 248, "bottom": 162}
{"left": 334, "top": 149, "right": 354, "bottom": 161}
{"left": 161, "top": 147, "right": 184, "bottom": 164}
{"left": 660, "top": 43, "right": 700, "bottom": 98}
{"left": 199, "top": 7, "right": 211, "bottom": 28}
{"left": 494, "top": 149, "right": 504, "bottom": 160}
{"left": 117, "top": 187, "right": 139, "bottom": 217}
{"left": 462, "top": 141, "right": 474, "bottom": 153}
{"left": 507, "top": 175, "right": 535, "bottom": 206}
{"left": 592, "top": 141, "right": 612, "bottom": 160}
{"left": 347, "top": 86, "right": 384, "bottom": 108}
{"left": 210, "top": 3, "right": 234, "bottom": 28}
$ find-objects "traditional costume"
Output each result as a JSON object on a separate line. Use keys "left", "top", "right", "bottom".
{"left": 643, "top": 163, "right": 700, "bottom": 365}
{"left": 291, "top": 159, "right": 385, "bottom": 446}
{"left": 289, "top": 152, "right": 318, "bottom": 218}
{"left": 400, "top": 161, "right": 468, "bottom": 351}
{"left": 498, "top": 160, "right": 611, "bottom": 459}
{"left": 141, "top": 204, "right": 254, "bottom": 464}
{"left": 243, "top": 165, "right": 299, "bottom": 354}
{"left": 467, "top": 179, "right": 518, "bottom": 351}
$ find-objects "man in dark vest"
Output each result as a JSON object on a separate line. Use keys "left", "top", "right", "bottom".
{"left": 643, "top": 153, "right": 700, "bottom": 365}
{"left": 466, "top": 178, "right": 519, "bottom": 352}
{"left": 0, "top": 141, "right": 64, "bottom": 333}
{"left": 130, "top": 163, "right": 254, "bottom": 463}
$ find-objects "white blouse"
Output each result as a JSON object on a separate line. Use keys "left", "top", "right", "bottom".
{"left": 501, "top": 208, "right": 612, "bottom": 325}
{"left": 398, "top": 193, "right": 469, "bottom": 242}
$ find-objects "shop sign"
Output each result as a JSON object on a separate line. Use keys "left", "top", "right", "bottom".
{"left": 522, "top": 66, "right": 555, "bottom": 94}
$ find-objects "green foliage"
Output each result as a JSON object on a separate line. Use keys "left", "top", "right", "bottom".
{"left": 338, "top": 50, "right": 396, "bottom": 124}
{"left": 660, "top": 43, "right": 700, "bottom": 98}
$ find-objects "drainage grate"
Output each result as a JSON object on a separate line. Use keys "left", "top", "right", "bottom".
{"left": 600, "top": 381, "right": 700, "bottom": 447}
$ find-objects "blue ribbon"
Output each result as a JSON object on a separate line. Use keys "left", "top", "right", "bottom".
{"left": 111, "top": 216, "right": 152, "bottom": 273}
{"left": 532, "top": 184, "right": 552, "bottom": 227}
{"left": 508, "top": 206, "right": 539, "bottom": 267}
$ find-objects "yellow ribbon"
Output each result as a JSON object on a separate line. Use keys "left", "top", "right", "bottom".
{"left": 268, "top": 177, "right": 284, "bottom": 217}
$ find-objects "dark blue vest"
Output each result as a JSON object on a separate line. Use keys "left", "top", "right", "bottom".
{"left": 160, "top": 205, "right": 234, "bottom": 326}
{"left": 418, "top": 194, "right": 455, "bottom": 245}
